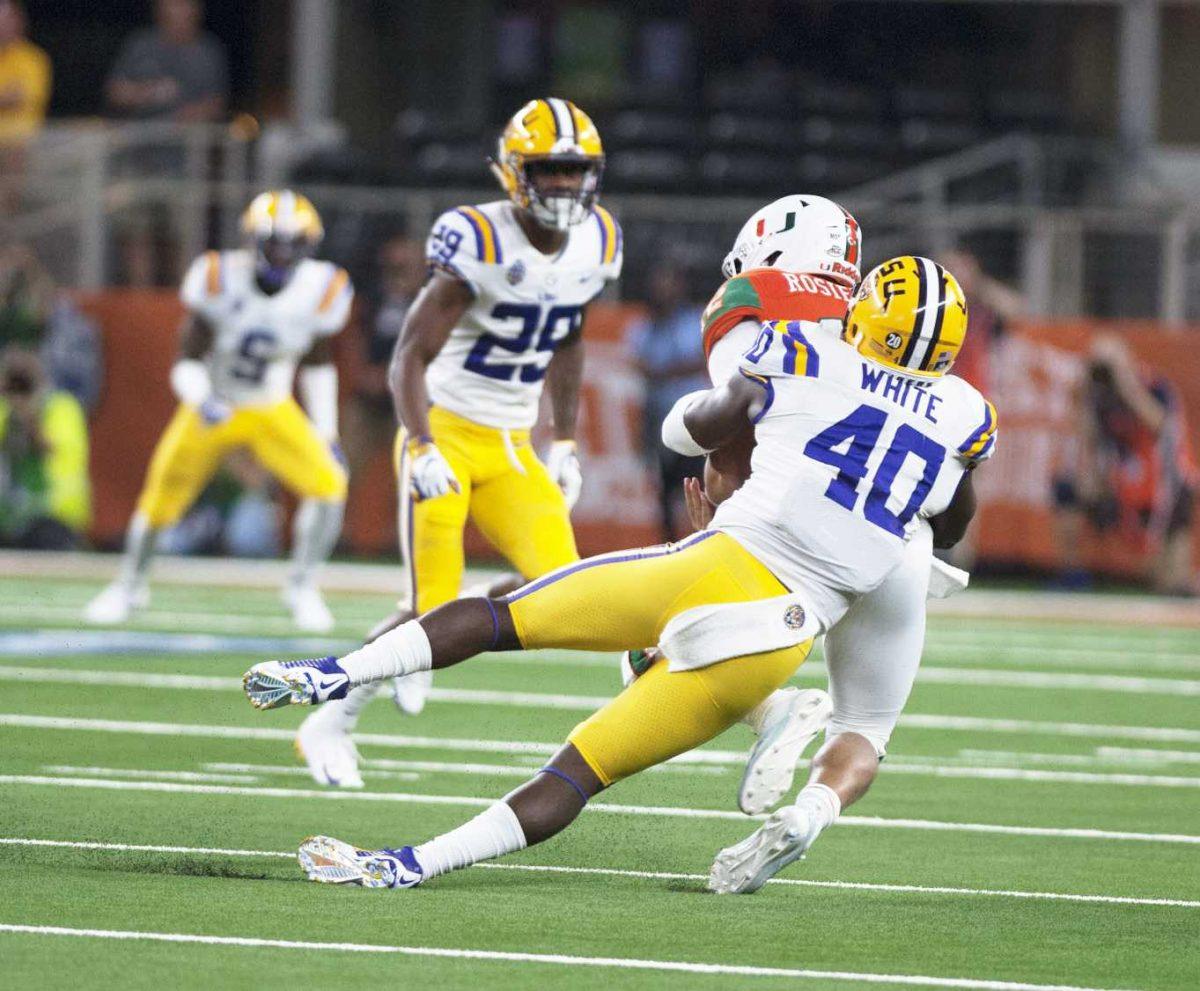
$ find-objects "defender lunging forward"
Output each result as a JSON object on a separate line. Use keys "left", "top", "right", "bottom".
{"left": 293, "top": 99, "right": 622, "bottom": 788}
{"left": 85, "top": 191, "right": 352, "bottom": 632}
{"left": 244, "top": 257, "right": 994, "bottom": 893}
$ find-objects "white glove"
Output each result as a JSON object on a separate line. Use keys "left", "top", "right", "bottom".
{"left": 546, "top": 439, "right": 583, "bottom": 509}
{"left": 408, "top": 441, "right": 460, "bottom": 501}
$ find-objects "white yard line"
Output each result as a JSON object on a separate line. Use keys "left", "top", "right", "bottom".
{"left": 1, "top": 837, "right": 1195, "bottom": 910}
{"left": 2, "top": 837, "right": 1192, "bottom": 911}
{"left": 6, "top": 663, "right": 1200, "bottom": 705}
{"left": 204, "top": 760, "right": 726, "bottom": 779}
{"left": 3, "top": 712, "right": 1199, "bottom": 769}
{"left": 40, "top": 765, "right": 257, "bottom": 784}
{"left": 2, "top": 774, "right": 1197, "bottom": 845}
{"left": 0, "top": 923, "right": 1147, "bottom": 990}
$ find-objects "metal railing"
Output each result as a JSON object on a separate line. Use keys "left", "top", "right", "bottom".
{"left": 4, "top": 120, "right": 1200, "bottom": 324}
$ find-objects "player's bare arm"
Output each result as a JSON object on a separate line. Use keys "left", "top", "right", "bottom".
{"left": 544, "top": 316, "right": 585, "bottom": 441}
{"left": 929, "top": 471, "right": 978, "bottom": 550}
{"left": 680, "top": 373, "right": 766, "bottom": 451}
{"left": 178, "top": 313, "right": 215, "bottom": 360}
{"left": 388, "top": 271, "right": 474, "bottom": 440}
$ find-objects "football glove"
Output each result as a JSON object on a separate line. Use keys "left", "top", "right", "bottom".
{"left": 199, "top": 397, "right": 232, "bottom": 426}
{"left": 409, "top": 441, "right": 460, "bottom": 501}
{"left": 546, "top": 439, "right": 582, "bottom": 509}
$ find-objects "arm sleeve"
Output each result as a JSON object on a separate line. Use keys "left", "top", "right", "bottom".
{"left": 312, "top": 266, "right": 354, "bottom": 335}
{"left": 426, "top": 209, "right": 487, "bottom": 295}
{"left": 41, "top": 394, "right": 91, "bottom": 531}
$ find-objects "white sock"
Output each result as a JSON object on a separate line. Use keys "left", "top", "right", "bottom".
{"left": 118, "top": 512, "right": 157, "bottom": 588}
{"left": 794, "top": 782, "right": 841, "bottom": 839}
{"left": 413, "top": 801, "right": 527, "bottom": 879}
{"left": 339, "top": 620, "right": 432, "bottom": 685}
{"left": 290, "top": 498, "right": 344, "bottom": 587}
{"left": 740, "top": 688, "right": 792, "bottom": 734}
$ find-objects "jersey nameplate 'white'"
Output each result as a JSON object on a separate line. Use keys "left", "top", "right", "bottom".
{"left": 180, "top": 249, "right": 353, "bottom": 407}
{"left": 712, "top": 319, "right": 997, "bottom": 628}
{"left": 424, "top": 200, "right": 623, "bottom": 430}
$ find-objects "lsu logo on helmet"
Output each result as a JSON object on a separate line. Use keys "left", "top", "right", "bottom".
{"left": 843, "top": 256, "right": 968, "bottom": 378}
{"left": 241, "top": 190, "right": 324, "bottom": 244}
{"left": 490, "top": 98, "right": 604, "bottom": 231}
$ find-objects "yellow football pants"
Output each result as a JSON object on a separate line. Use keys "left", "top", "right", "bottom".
{"left": 395, "top": 405, "right": 578, "bottom": 615}
{"left": 506, "top": 530, "right": 813, "bottom": 786}
{"left": 136, "top": 398, "right": 348, "bottom": 528}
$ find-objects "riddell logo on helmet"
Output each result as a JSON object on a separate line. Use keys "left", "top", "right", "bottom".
{"left": 821, "top": 260, "right": 859, "bottom": 283}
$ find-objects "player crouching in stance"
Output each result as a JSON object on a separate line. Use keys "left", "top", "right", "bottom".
{"left": 85, "top": 191, "right": 352, "bottom": 632}
{"left": 244, "top": 256, "right": 995, "bottom": 893}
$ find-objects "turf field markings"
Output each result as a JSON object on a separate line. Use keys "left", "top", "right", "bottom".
{"left": 40, "top": 765, "right": 258, "bottom": 784}
{"left": 0, "top": 924, "right": 1152, "bottom": 990}
{"left": 202, "top": 756, "right": 1200, "bottom": 790}
{"left": 954, "top": 749, "right": 1200, "bottom": 769}
{"left": 6, "top": 663, "right": 1200, "bottom": 700}
{"left": 4, "top": 775, "right": 1198, "bottom": 844}
{"left": 205, "top": 759, "right": 728, "bottom": 778}
{"left": 4, "top": 712, "right": 1199, "bottom": 757}
{"left": 1, "top": 837, "right": 1196, "bottom": 910}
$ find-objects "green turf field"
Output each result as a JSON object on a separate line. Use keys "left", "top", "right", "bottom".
{"left": 1, "top": 570, "right": 1198, "bottom": 991}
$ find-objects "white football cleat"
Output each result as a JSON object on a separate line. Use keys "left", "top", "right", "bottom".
{"left": 298, "top": 835, "right": 424, "bottom": 888}
{"left": 242, "top": 656, "right": 350, "bottom": 710}
{"left": 83, "top": 582, "right": 148, "bottom": 625}
{"left": 392, "top": 669, "right": 433, "bottom": 716}
{"left": 283, "top": 582, "right": 335, "bottom": 633}
{"left": 739, "top": 688, "right": 833, "bottom": 815}
{"left": 708, "top": 803, "right": 820, "bottom": 895}
{"left": 296, "top": 707, "right": 364, "bottom": 788}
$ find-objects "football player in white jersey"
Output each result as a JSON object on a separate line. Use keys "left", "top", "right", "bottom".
{"left": 642, "top": 196, "right": 972, "bottom": 827}
{"left": 85, "top": 191, "right": 352, "bottom": 632}
{"left": 242, "top": 255, "right": 996, "bottom": 893}
{"left": 291, "top": 98, "right": 622, "bottom": 787}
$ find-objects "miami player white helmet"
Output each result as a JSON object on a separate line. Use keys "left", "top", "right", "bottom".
{"left": 721, "top": 194, "right": 861, "bottom": 288}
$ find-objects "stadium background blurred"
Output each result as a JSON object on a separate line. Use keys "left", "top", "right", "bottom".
{"left": 4, "top": 0, "right": 1200, "bottom": 590}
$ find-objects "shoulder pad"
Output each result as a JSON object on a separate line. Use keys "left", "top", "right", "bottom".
{"left": 701, "top": 274, "right": 764, "bottom": 357}
{"left": 956, "top": 393, "right": 998, "bottom": 466}
{"left": 591, "top": 205, "right": 622, "bottom": 269}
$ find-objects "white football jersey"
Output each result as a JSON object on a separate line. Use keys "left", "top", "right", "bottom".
{"left": 712, "top": 319, "right": 997, "bottom": 629}
{"left": 180, "top": 249, "right": 353, "bottom": 407}
{"left": 424, "top": 200, "right": 623, "bottom": 429}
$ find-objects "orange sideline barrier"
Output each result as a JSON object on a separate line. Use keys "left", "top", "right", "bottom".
{"left": 77, "top": 291, "right": 1199, "bottom": 577}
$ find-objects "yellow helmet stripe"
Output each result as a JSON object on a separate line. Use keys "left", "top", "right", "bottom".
{"left": 317, "top": 267, "right": 350, "bottom": 314}
{"left": 593, "top": 205, "right": 618, "bottom": 265}
{"left": 203, "top": 250, "right": 222, "bottom": 296}
{"left": 457, "top": 206, "right": 502, "bottom": 264}
{"left": 959, "top": 399, "right": 999, "bottom": 459}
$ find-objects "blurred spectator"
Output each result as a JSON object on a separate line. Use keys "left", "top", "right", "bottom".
{"left": 1051, "top": 336, "right": 1196, "bottom": 595}
{"left": 343, "top": 235, "right": 425, "bottom": 479}
{"left": 625, "top": 263, "right": 707, "bottom": 541}
{"left": 0, "top": 347, "right": 90, "bottom": 549}
{"left": 0, "top": 0, "right": 50, "bottom": 212}
{"left": 940, "top": 248, "right": 1025, "bottom": 392}
{"left": 105, "top": 0, "right": 229, "bottom": 286}
{"left": 105, "top": 0, "right": 228, "bottom": 123}
{"left": 0, "top": 244, "right": 103, "bottom": 411}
